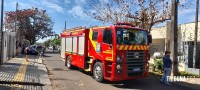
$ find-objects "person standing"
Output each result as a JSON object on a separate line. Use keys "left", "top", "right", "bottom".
{"left": 160, "top": 51, "right": 172, "bottom": 85}
{"left": 25, "top": 45, "right": 30, "bottom": 62}
{"left": 53, "top": 45, "right": 55, "bottom": 52}
{"left": 18, "top": 42, "right": 22, "bottom": 56}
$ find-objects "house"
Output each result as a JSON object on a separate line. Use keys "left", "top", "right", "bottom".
{"left": 150, "top": 22, "right": 200, "bottom": 75}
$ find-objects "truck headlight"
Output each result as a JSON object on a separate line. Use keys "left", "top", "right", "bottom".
{"left": 116, "top": 55, "right": 122, "bottom": 63}
{"left": 116, "top": 64, "right": 122, "bottom": 74}
{"left": 116, "top": 64, "right": 121, "bottom": 69}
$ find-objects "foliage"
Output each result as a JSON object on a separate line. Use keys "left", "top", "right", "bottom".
{"left": 154, "top": 59, "right": 163, "bottom": 71}
{"left": 86, "top": 0, "right": 192, "bottom": 32}
{"left": 44, "top": 39, "right": 51, "bottom": 47}
{"left": 44, "top": 34, "right": 60, "bottom": 46}
{"left": 178, "top": 71, "right": 200, "bottom": 78}
{"left": 5, "top": 8, "right": 54, "bottom": 44}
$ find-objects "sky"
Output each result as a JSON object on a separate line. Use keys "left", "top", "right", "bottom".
{"left": 1, "top": 0, "right": 199, "bottom": 42}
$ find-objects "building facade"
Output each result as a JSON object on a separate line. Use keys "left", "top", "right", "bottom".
{"left": 151, "top": 22, "right": 200, "bottom": 75}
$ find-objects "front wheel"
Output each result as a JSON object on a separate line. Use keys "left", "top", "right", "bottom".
{"left": 93, "top": 62, "right": 104, "bottom": 82}
{"left": 65, "top": 56, "right": 72, "bottom": 69}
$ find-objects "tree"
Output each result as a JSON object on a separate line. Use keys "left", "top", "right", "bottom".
{"left": 43, "top": 34, "right": 61, "bottom": 47}
{"left": 5, "top": 8, "right": 54, "bottom": 44}
{"left": 86, "top": 0, "right": 192, "bottom": 32}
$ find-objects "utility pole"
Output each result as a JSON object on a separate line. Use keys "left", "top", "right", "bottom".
{"left": 0, "top": 0, "right": 4, "bottom": 64}
{"left": 15, "top": 3, "right": 18, "bottom": 32}
{"left": 194, "top": 0, "right": 199, "bottom": 69}
{"left": 13, "top": 3, "right": 20, "bottom": 57}
{"left": 65, "top": 21, "right": 66, "bottom": 30}
{"left": 171, "top": 0, "right": 179, "bottom": 77}
{"left": 193, "top": 0, "right": 199, "bottom": 67}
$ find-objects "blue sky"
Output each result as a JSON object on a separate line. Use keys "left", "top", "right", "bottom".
{"left": 2, "top": 0, "right": 199, "bottom": 42}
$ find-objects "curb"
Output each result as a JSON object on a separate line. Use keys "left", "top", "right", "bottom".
{"left": 171, "top": 82, "right": 199, "bottom": 90}
{"left": 171, "top": 78, "right": 200, "bottom": 90}
{"left": 38, "top": 58, "right": 53, "bottom": 90}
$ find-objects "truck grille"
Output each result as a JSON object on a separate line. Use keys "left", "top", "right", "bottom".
{"left": 126, "top": 51, "right": 145, "bottom": 76}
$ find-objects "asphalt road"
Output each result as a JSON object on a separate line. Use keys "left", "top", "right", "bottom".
{"left": 42, "top": 51, "right": 193, "bottom": 90}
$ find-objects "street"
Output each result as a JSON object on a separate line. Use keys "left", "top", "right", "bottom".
{"left": 42, "top": 52, "right": 193, "bottom": 90}
{"left": 1, "top": 0, "right": 200, "bottom": 90}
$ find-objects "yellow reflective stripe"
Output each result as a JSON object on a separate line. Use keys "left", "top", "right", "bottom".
{"left": 89, "top": 28, "right": 97, "bottom": 51}
{"left": 103, "top": 51, "right": 112, "bottom": 54}
{"left": 119, "top": 45, "right": 124, "bottom": 50}
{"left": 134, "top": 46, "right": 137, "bottom": 50}
{"left": 129, "top": 45, "right": 133, "bottom": 50}
{"left": 137, "top": 46, "right": 140, "bottom": 50}
{"left": 105, "top": 57, "right": 112, "bottom": 61}
{"left": 144, "top": 46, "right": 146, "bottom": 50}
{"left": 140, "top": 46, "right": 144, "bottom": 50}
{"left": 124, "top": 45, "right": 128, "bottom": 50}
{"left": 106, "top": 50, "right": 112, "bottom": 52}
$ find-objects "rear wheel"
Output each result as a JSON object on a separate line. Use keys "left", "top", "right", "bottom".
{"left": 93, "top": 62, "right": 104, "bottom": 82}
{"left": 65, "top": 56, "right": 72, "bottom": 69}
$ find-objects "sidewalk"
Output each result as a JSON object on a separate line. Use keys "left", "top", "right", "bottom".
{"left": 150, "top": 71, "right": 200, "bottom": 90}
{"left": 172, "top": 78, "right": 200, "bottom": 90}
{"left": 0, "top": 55, "right": 52, "bottom": 90}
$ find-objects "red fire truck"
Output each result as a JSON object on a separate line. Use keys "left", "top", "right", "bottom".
{"left": 60, "top": 23, "right": 152, "bottom": 82}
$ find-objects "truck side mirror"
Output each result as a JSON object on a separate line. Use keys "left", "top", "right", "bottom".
{"left": 148, "top": 34, "right": 152, "bottom": 44}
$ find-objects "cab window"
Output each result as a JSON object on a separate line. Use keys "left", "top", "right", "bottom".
{"left": 92, "top": 31, "right": 98, "bottom": 41}
{"left": 103, "top": 30, "right": 112, "bottom": 44}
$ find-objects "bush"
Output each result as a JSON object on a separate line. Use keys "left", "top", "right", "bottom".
{"left": 154, "top": 58, "right": 163, "bottom": 73}
{"left": 178, "top": 71, "right": 200, "bottom": 78}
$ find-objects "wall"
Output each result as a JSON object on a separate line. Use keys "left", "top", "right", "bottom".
{"left": 149, "top": 39, "right": 165, "bottom": 56}
{"left": 151, "top": 22, "right": 200, "bottom": 75}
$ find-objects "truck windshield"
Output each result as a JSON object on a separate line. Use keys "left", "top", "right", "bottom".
{"left": 116, "top": 28, "right": 147, "bottom": 45}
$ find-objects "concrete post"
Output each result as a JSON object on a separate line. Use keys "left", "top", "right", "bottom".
{"left": 166, "top": 22, "right": 172, "bottom": 51}
{"left": 171, "top": 0, "right": 179, "bottom": 77}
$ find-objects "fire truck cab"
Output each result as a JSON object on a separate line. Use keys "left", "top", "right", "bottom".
{"left": 60, "top": 23, "right": 152, "bottom": 82}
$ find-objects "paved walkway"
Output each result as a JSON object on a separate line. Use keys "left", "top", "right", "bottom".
{"left": 172, "top": 77, "right": 200, "bottom": 90}
{"left": 0, "top": 55, "right": 52, "bottom": 90}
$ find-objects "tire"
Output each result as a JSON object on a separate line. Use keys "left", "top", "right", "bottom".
{"left": 65, "top": 56, "right": 72, "bottom": 69}
{"left": 93, "top": 62, "right": 104, "bottom": 82}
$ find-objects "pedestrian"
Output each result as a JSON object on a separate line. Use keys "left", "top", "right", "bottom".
{"left": 25, "top": 45, "right": 30, "bottom": 62}
{"left": 18, "top": 42, "right": 22, "bottom": 56}
{"left": 53, "top": 45, "right": 55, "bottom": 52}
{"left": 22, "top": 43, "right": 26, "bottom": 54}
{"left": 160, "top": 51, "right": 172, "bottom": 85}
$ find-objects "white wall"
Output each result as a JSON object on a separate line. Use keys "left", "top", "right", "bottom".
{"left": 61, "top": 38, "right": 66, "bottom": 58}
{"left": 3, "top": 32, "right": 8, "bottom": 63}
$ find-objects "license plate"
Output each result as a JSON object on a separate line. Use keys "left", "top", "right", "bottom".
{"left": 133, "top": 68, "right": 140, "bottom": 71}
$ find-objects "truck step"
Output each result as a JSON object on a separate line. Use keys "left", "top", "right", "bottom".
{"left": 107, "top": 71, "right": 112, "bottom": 73}
{"left": 84, "top": 68, "right": 91, "bottom": 72}
{"left": 87, "top": 61, "right": 92, "bottom": 64}
{"left": 104, "top": 77, "right": 111, "bottom": 80}
{"left": 107, "top": 64, "right": 112, "bottom": 67}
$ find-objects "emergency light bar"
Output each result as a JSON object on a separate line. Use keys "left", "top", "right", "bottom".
{"left": 66, "top": 26, "right": 86, "bottom": 31}
{"left": 114, "top": 22, "right": 135, "bottom": 27}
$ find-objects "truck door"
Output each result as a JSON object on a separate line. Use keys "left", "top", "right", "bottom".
{"left": 101, "top": 29, "right": 113, "bottom": 61}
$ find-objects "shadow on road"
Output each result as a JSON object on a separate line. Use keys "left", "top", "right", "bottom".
{"left": 45, "top": 52, "right": 59, "bottom": 54}
{"left": 42, "top": 55, "right": 52, "bottom": 57}
{"left": 104, "top": 79, "right": 150, "bottom": 89}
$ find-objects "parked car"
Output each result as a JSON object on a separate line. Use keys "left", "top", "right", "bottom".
{"left": 48, "top": 46, "right": 53, "bottom": 50}
{"left": 29, "top": 45, "right": 38, "bottom": 55}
